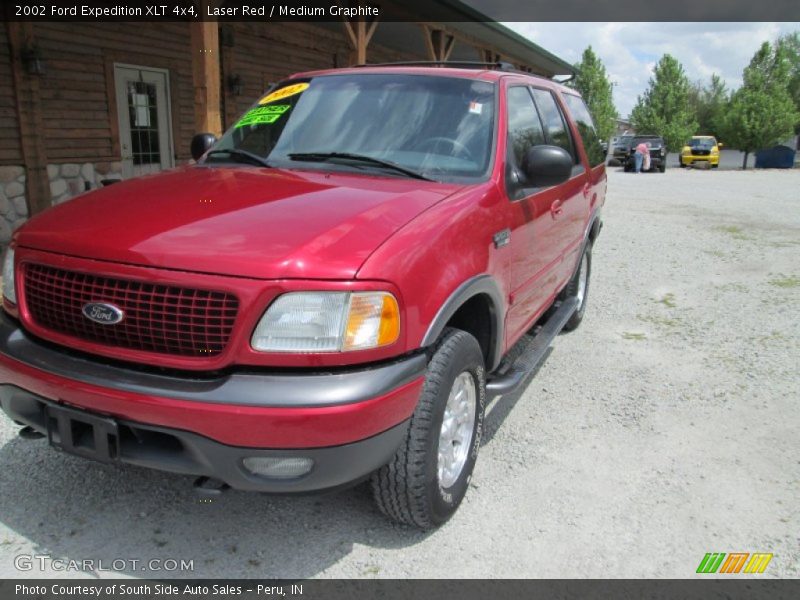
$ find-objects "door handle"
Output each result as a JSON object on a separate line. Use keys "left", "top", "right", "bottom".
{"left": 550, "top": 199, "right": 563, "bottom": 218}
{"left": 582, "top": 183, "right": 591, "bottom": 198}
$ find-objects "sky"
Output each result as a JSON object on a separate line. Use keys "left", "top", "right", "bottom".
{"left": 503, "top": 22, "right": 800, "bottom": 117}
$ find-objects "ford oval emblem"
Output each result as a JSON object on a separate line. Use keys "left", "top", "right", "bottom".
{"left": 82, "top": 302, "right": 124, "bottom": 325}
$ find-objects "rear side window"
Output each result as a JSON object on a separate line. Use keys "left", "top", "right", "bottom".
{"left": 530, "top": 88, "right": 578, "bottom": 165}
{"left": 506, "top": 86, "right": 546, "bottom": 186}
{"left": 562, "top": 94, "right": 606, "bottom": 167}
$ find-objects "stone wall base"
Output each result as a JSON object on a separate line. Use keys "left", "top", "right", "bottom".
{"left": 48, "top": 162, "right": 123, "bottom": 205}
{"left": 0, "top": 166, "right": 27, "bottom": 247}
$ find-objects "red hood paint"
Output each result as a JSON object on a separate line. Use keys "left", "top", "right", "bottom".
{"left": 16, "top": 166, "right": 460, "bottom": 280}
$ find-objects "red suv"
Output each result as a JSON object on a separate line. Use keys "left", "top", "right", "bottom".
{"left": 0, "top": 65, "right": 605, "bottom": 529}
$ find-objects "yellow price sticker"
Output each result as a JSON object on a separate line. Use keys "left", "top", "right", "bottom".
{"left": 259, "top": 83, "right": 309, "bottom": 105}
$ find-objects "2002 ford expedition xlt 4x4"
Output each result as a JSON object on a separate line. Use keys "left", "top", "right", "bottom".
{"left": 0, "top": 64, "right": 605, "bottom": 529}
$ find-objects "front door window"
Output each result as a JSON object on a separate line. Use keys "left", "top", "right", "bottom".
{"left": 127, "top": 81, "right": 162, "bottom": 168}
{"left": 114, "top": 65, "right": 174, "bottom": 178}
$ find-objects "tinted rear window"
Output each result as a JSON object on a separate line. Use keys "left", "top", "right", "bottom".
{"left": 562, "top": 93, "right": 605, "bottom": 167}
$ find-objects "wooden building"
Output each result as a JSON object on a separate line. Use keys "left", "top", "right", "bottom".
{"left": 0, "top": 1, "right": 573, "bottom": 246}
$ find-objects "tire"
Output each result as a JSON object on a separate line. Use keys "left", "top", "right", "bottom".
{"left": 711, "top": 163, "right": 719, "bottom": 169}
{"left": 659, "top": 162, "right": 666, "bottom": 173}
{"left": 371, "top": 328, "right": 486, "bottom": 529}
{"left": 679, "top": 161, "right": 686, "bottom": 168}
{"left": 560, "top": 241, "right": 592, "bottom": 332}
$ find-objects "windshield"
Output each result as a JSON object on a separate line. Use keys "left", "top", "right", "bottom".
{"left": 689, "top": 138, "right": 716, "bottom": 149}
{"left": 633, "top": 137, "right": 661, "bottom": 147}
{"left": 205, "top": 74, "right": 497, "bottom": 182}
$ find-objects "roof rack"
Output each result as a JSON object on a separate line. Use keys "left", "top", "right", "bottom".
{"left": 352, "top": 60, "right": 530, "bottom": 74}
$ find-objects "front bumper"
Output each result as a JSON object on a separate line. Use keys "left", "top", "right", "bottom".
{"left": 681, "top": 154, "right": 719, "bottom": 165}
{"left": 612, "top": 150, "right": 630, "bottom": 162}
{"left": 623, "top": 153, "right": 665, "bottom": 169}
{"left": 0, "top": 312, "right": 425, "bottom": 492}
{"left": 630, "top": 153, "right": 665, "bottom": 162}
{"left": 0, "top": 386, "right": 410, "bottom": 493}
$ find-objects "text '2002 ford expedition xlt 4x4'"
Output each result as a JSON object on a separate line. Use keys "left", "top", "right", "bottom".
{"left": 0, "top": 64, "right": 605, "bottom": 529}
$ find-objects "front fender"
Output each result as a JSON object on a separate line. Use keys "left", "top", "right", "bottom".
{"left": 421, "top": 275, "right": 506, "bottom": 371}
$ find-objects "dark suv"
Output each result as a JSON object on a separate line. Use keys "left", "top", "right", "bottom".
{"left": 1, "top": 64, "right": 606, "bottom": 528}
{"left": 624, "top": 135, "right": 667, "bottom": 172}
{"left": 611, "top": 134, "right": 634, "bottom": 164}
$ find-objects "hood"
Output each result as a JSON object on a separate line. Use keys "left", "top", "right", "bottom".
{"left": 16, "top": 166, "right": 460, "bottom": 280}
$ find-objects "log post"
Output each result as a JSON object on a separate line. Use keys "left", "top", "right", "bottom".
{"left": 190, "top": 1, "right": 222, "bottom": 136}
{"left": 7, "top": 22, "right": 50, "bottom": 216}
{"left": 341, "top": 14, "right": 379, "bottom": 66}
{"left": 421, "top": 25, "right": 455, "bottom": 62}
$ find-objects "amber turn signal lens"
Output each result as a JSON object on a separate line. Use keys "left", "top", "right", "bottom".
{"left": 343, "top": 292, "right": 400, "bottom": 351}
{"left": 377, "top": 294, "right": 400, "bottom": 346}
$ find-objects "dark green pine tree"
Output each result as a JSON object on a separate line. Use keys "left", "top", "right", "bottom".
{"left": 719, "top": 41, "right": 799, "bottom": 169}
{"left": 570, "top": 46, "right": 618, "bottom": 143}
{"left": 630, "top": 54, "right": 697, "bottom": 153}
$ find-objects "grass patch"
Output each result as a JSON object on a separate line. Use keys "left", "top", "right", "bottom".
{"left": 755, "top": 331, "right": 789, "bottom": 346}
{"left": 703, "top": 249, "right": 726, "bottom": 258}
{"left": 658, "top": 293, "right": 677, "bottom": 308}
{"left": 622, "top": 332, "right": 647, "bottom": 341}
{"left": 768, "top": 274, "right": 800, "bottom": 289}
{"left": 765, "top": 240, "right": 800, "bottom": 248}
{"left": 716, "top": 282, "right": 749, "bottom": 293}
{"left": 637, "top": 313, "right": 682, "bottom": 328}
{"left": 714, "top": 225, "right": 750, "bottom": 240}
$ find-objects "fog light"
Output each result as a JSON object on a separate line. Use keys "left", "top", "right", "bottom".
{"left": 242, "top": 456, "right": 313, "bottom": 479}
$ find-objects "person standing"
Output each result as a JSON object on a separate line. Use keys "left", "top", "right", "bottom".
{"left": 634, "top": 141, "right": 650, "bottom": 173}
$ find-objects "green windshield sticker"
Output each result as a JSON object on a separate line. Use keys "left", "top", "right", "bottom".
{"left": 234, "top": 104, "right": 291, "bottom": 128}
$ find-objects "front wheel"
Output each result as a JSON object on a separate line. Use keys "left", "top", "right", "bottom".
{"left": 371, "top": 329, "right": 486, "bottom": 529}
{"left": 561, "top": 242, "right": 592, "bottom": 331}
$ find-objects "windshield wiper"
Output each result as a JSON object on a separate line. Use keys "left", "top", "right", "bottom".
{"left": 288, "top": 152, "right": 433, "bottom": 181}
{"left": 205, "top": 149, "right": 272, "bottom": 168}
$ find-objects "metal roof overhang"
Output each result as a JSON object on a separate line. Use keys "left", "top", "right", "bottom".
{"left": 318, "top": 0, "right": 575, "bottom": 78}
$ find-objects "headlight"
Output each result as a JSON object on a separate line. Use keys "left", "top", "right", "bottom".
{"left": 251, "top": 291, "right": 400, "bottom": 353}
{"left": 2, "top": 247, "right": 15, "bottom": 304}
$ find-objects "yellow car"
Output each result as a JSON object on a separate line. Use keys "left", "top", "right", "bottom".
{"left": 680, "top": 136, "right": 722, "bottom": 168}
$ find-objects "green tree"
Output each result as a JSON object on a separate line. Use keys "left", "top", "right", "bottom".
{"left": 630, "top": 54, "right": 697, "bottom": 152}
{"left": 777, "top": 32, "right": 800, "bottom": 145}
{"left": 570, "top": 46, "right": 618, "bottom": 143}
{"left": 687, "top": 79, "right": 703, "bottom": 127}
{"left": 719, "top": 41, "right": 799, "bottom": 169}
{"left": 689, "top": 74, "right": 728, "bottom": 138}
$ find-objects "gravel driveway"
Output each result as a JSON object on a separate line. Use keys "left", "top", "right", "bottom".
{"left": 0, "top": 167, "right": 798, "bottom": 579}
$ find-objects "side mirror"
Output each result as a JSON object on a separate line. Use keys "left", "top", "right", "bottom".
{"left": 522, "top": 145, "right": 573, "bottom": 188}
{"left": 190, "top": 133, "right": 217, "bottom": 161}
{"left": 717, "top": 142, "right": 724, "bottom": 148}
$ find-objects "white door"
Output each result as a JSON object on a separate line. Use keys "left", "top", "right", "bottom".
{"left": 114, "top": 65, "right": 174, "bottom": 178}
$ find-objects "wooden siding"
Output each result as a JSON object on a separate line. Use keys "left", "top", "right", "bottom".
{"left": 221, "top": 22, "right": 417, "bottom": 128}
{"left": 33, "top": 22, "right": 195, "bottom": 163}
{"left": 0, "top": 22, "right": 23, "bottom": 165}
